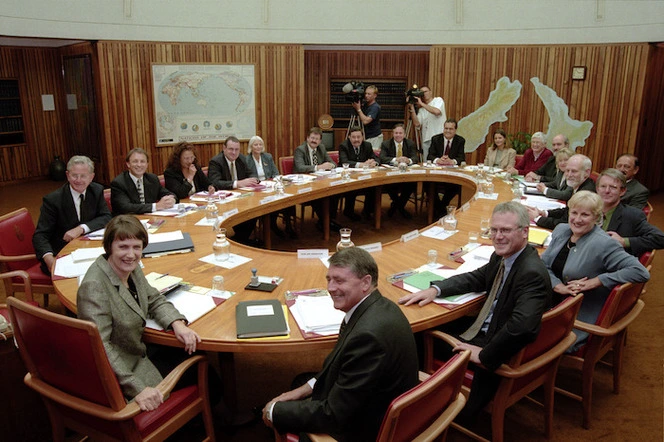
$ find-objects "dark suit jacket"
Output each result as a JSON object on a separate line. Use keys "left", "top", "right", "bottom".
{"left": 33, "top": 182, "right": 111, "bottom": 259}
{"left": 433, "top": 245, "right": 552, "bottom": 370}
{"left": 77, "top": 255, "right": 186, "bottom": 399}
{"left": 111, "top": 171, "right": 174, "bottom": 215}
{"left": 622, "top": 179, "right": 649, "bottom": 209}
{"left": 427, "top": 133, "right": 466, "bottom": 165}
{"left": 293, "top": 142, "right": 335, "bottom": 173}
{"left": 338, "top": 140, "right": 377, "bottom": 168}
{"left": 379, "top": 137, "right": 418, "bottom": 165}
{"left": 607, "top": 203, "right": 664, "bottom": 257}
{"left": 208, "top": 153, "right": 254, "bottom": 190}
{"left": 273, "top": 290, "right": 418, "bottom": 442}
{"left": 534, "top": 155, "right": 558, "bottom": 182}
{"left": 245, "top": 152, "right": 279, "bottom": 179}
{"left": 536, "top": 177, "right": 596, "bottom": 229}
{"left": 543, "top": 170, "right": 572, "bottom": 201}
{"left": 163, "top": 165, "right": 211, "bottom": 200}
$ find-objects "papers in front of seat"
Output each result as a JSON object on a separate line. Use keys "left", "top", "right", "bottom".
{"left": 290, "top": 294, "right": 345, "bottom": 336}
{"left": 528, "top": 228, "right": 552, "bottom": 247}
{"left": 145, "top": 272, "right": 184, "bottom": 294}
{"left": 453, "top": 245, "right": 495, "bottom": 274}
{"left": 433, "top": 292, "right": 485, "bottom": 306}
{"left": 71, "top": 247, "right": 105, "bottom": 262}
{"left": 421, "top": 226, "right": 457, "bottom": 241}
{"left": 521, "top": 195, "right": 566, "bottom": 211}
{"left": 199, "top": 253, "right": 252, "bottom": 269}
{"left": 54, "top": 254, "right": 97, "bottom": 278}
{"left": 145, "top": 288, "right": 218, "bottom": 330}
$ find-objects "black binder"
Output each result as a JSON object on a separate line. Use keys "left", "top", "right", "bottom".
{"left": 236, "top": 299, "right": 288, "bottom": 339}
{"left": 142, "top": 233, "right": 195, "bottom": 257}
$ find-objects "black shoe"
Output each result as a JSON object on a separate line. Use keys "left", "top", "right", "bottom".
{"left": 398, "top": 207, "right": 412, "bottom": 219}
{"left": 344, "top": 211, "right": 361, "bottom": 221}
{"left": 388, "top": 203, "right": 396, "bottom": 218}
{"left": 329, "top": 220, "right": 342, "bottom": 232}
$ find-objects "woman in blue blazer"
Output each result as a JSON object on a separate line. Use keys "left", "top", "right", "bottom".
{"left": 540, "top": 191, "right": 649, "bottom": 350}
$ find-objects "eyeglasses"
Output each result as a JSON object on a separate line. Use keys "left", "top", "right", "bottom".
{"left": 489, "top": 226, "right": 524, "bottom": 236}
{"left": 598, "top": 184, "right": 621, "bottom": 192}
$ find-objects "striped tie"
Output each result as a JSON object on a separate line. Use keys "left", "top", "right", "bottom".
{"left": 460, "top": 260, "right": 505, "bottom": 341}
{"left": 136, "top": 179, "right": 145, "bottom": 204}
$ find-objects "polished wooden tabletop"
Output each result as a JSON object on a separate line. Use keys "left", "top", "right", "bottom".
{"left": 54, "top": 167, "right": 516, "bottom": 353}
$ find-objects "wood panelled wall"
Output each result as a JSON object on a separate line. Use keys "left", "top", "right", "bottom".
{"left": 304, "top": 51, "right": 430, "bottom": 147}
{"left": 428, "top": 44, "right": 649, "bottom": 172}
{"left": 0, "top": 47, "right": 69, "bottom": 184}
{"left": 95, "top": 42, "right": 305, "bottom": 182}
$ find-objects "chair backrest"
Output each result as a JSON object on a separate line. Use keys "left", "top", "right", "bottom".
{"left": 376, "top": 349, "right": 471, "bottom": 442}
{"left": 513, "top": 295, "right": 584, "bottom": 367}
{"left": 594, "top": 279, "right": 647, "bottom": 328}
{"left": 0, "top": 208, "right": 39, "bottom": 272}
{"left": 643, "top": 201, "right": 653, "bottom": 222}
{"left": 7, "top": 297, "right": 127, "bottom": 410}
{"left": 589, "top": 171, "right": 600, "bottom": 182}
{"left": 639, "top": 249, "right": 655, "bottom": 267}
{"left": 279, "top": 156, "right": 294, "bottom": 175}
{"left": 328, "top": 150, "right": 340, "bottom": 165}
{"left": 158, "top": 174, "right": 166, "bottom": 187}
{"left": 103, "top": 188, "right": 112, "bottom": 212}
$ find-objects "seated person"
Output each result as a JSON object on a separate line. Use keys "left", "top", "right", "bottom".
{"left": 338, "top": 126, "right": 378, "bottom": 221}
{"left": 507, "top": 131, "right": 553, "bottom": 176}
{"left": 111, "top": 147, "right": 176, "bottom": 215}
{"left": 208, "top": 136, "right": 259, "bottom": 243}
{"left": 163, "top": 141, "right": 215, "bottom": 199}
{"left": 399, "top": 202, "right": 552, "bottom": 421}
{"left": 293, "top": 127, "right": 340, "bottom": 232}
{"left": 525, "top": 133, "right": 569, "bottom": 182}
{"left": 597, "top": 169, "right": 664, "bottom": 257}
{"left": 33, "top": 155, "right": 111, "bottom": 275}
{"left": 427, "top": 119, "right": 466, "bottom": 217}
{"left": 535, "top": 148, "right": 573, "bottom": 201}
{"left": 540, "top": 191, "right": 650, "bottom": 350}
{"left": 246, "top": 135, "right": 296, "bottom": 238}
{"left": 77, "top": 215, "right": 205, "bottom": 410}
{"left": 527, "top": 154, "right": 596, "bottom": 229}
{"left": 379, "top": 123, "right": 418, "bottom": 219}
{"left": 263, "top": 247, "right": 418, "bottom": 441}
{"left": 616, "top": 153, "right": 649, "bottom": 209}
{"left": 483, "top": 129, "right": 516, "bottom": 170}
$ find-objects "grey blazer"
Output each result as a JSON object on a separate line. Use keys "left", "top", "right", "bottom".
{"left": 77, "top": 256, "right": 185, "bottom": 400}
{"left": 245, "top": 152, "right": 279, "bottom": 179}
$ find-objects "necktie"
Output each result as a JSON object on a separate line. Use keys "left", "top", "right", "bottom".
{"left": 397, "top": 142, "right": 402, "bottom": 157}
{"left": 444, "top": 140, "right": 451, "bottom": 157}
{"left": 312, "top": 151, "right": 319, "bottom": 166}
{"left": 354, "top": 147, "right": 359, "bottom": 157}
{"left": 338, "top": 320, "right": 348, "bottom": 339}
{"left": 460, "top": 260, "right": 505, "bottom": 341}
{"left": 79, "top": 194, "right": 87, "bottom": 222}
{"left": 136, "top": 179, "right": 145, "bottom": 203}
{"left": 231, "top": 161, "right": 237, "bottom": 182}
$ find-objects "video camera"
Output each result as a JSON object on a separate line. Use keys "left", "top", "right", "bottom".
{"left": 342, "top": 81, "right": 365, "bottom": 103}
{"left": 406, "top": 84, "right": 425, "bottom": 104}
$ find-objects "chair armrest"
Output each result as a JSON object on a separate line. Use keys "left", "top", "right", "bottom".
{"left": 573, "top": 300, "right": 644, "bottom": 337}
{"left": 308, "top": 433, "right": 338, "bottom": 442}
{"left": 155, "top": 354, "right": 207, "bottom": 399}
{"left": 493, "top": 332, "right": 576, "bottom": 378}
{"left": 423, "top": 330, "right": 462, "bottom": 373}
{"left": 413, "top": 392, "right": 466, "bottom": 442}
{"left": 0, "top": 253, "right": 38, "bottom": 263}
{"left": 0, "top": 270, "right": 33, "bottom": 302}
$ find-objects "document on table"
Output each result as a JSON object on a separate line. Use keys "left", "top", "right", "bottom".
{"left": 290, "top": 295, "right": 345, "bottom": 336}
{"left": 145, "top": 288, "right": 217, "bottom": 330}
{"left": 454, "top": 245, "right": 495, "bottom": 274}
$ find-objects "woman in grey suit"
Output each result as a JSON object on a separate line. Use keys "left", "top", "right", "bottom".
{"left": 540, "top": 191, "right": 649, "bottom": 350}
{"left": 77, "top": 215, "right": 201, "bottom": 411}
{"left": 246, "top": 135, "right": 296, "bottom": 238}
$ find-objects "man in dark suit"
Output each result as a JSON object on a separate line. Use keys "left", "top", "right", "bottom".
{"left": 616, "top": 154, "right": 649, "bottom": 209}
{"left": 111, "top": 147, "right": 175, "bottom": 215}
{"left": 338, "top": 126, "right": 378, "bottom": 221}
{"left": 525, "top": 133, "right": 569, "bottom": 183}
{"left": 400, "top": 201, "right": 552, "bottom": 421}
{"left": 263, "top": 247, "right": 418, "bottom": 441}
{"left": 207, "top": 136, "right": 260, "bottom": 243}
{"left": 379, "top": 124, "right": 418, "bottom": 219}
{"left": 33, "top": 155, "right": 112, "bottom": 275}
{"left": 598, "top": 169, "right": 664, "bottom": 257}
{"left": 427, "top": 118, "right": 467, "bottom": 216}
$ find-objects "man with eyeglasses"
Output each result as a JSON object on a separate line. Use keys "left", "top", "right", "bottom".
{"left": 399, "top": 201, "right": 551, "bottom": 422}
{"left": 597, "top": 168, "right": 664, "bottom": 257}
{"left": 33, "top": 155, "right": 112, "bottom": 275}
{"left": 408, "top": 85, "right": 446, "bottom": 161}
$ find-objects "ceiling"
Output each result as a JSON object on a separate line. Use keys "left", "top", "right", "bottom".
{"left": 0, "top": 36, "right": 85, "bottom": 48}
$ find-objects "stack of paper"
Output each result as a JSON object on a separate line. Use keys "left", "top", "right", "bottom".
{"left": 528, "top": 228, "right": 551, "bottom": 246}
{"left": 145, "top": 288, "right": 217, "bottom": 330}
{"left": 145, "top": 272, "right": 183, "bottom": 294}
{"left": 291, "top": 295, "right": 345, "bottom": 336}
{"left": 54, "top": 247, "right": 105, "bottom": 278}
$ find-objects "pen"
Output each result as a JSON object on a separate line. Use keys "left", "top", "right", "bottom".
{"left": 156, "top": 273, "right": 170, "bottom": 279}
{"left": 292, "top": 289, "right": 320, "bottom": 295}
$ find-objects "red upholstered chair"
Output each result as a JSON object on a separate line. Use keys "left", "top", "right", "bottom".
{"left": 7, "top": 297, "right": 215, "bottom": 442}
{"left": 0, "top": 208, "right": 54, "bottom": 307}
{"left": 555, "top": 277, "right": 648, "bottom": 429}
{"left": 643, "top": 201, "right": 653, "bottom": 222}
{"left": 0, "top": 270, "right": 37, "bottom": 339}
{"left": 158, "top": 174, "right": 166, "bottom": 187}
{"left": 279, "top": 156, "right": 294, "bottom": 175}
{"left": 430, "top": 295, "right": 583, "bottom": 442}
{"left": 589, "top": 170, "right": 600, "bottom": 182}
{"left": 103, "top": 188, "right": 112, "bottom": 212}
{"left": 328, "top": 150, "right": 340, "bottom": 165}
{"left": 202, "top": 166, "right": 209, "bottom": 176}
{"left": 278, "top": 343, "right": 470, "bottom": 442}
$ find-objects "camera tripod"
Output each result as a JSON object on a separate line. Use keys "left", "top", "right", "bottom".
{"left": 405, "top": 112, "right": 423, "bottom": 162}
{"left": 346, "top": 109, "right": 365, "bottom": 139}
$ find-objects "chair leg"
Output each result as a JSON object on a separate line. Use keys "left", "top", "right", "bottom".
{"left": 582, "top": 360, "right": 596, "bottom": 429}
{"left": 543, "top": 370, "right": 557, "bottom": 438}
{"left": 612, "top": 333, "right": 627, "bottom": 394}
{"left": 491, "top": 404, "right": 506, "bottom": 442}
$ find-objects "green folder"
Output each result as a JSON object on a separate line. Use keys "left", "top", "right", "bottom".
{"left": 236, "top": 299, "right": 288, "bottom": 339}
{"left": 402, "top": 271, "right": 445, "bottom": 291}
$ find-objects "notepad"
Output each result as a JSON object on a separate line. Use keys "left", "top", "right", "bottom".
{"left": 145, "top": 272, "right": 184, "bottom": 294}
{"left": 236, "top": 299, "right": 289, "bottom": 339}
{"left": 528, "top": 228, "right": 551, "bottom": 246}
{"left": 402, "top": 271, "right": 445, "bottom": 291}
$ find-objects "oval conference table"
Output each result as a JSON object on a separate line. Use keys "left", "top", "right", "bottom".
{"left": 54, "top": 166, "right": 517, "bottom": 408}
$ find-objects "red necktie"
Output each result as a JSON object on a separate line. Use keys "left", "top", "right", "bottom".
{"left": 444, "top": 140, "right": 451, "bottom": 156}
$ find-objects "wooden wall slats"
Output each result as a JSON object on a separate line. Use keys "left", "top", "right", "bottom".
{"left": 94, "top": 42, "right": 305, "bottom": 181}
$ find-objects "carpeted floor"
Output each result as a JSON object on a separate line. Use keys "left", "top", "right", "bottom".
{"left": 1, "top": 180, "right": 662, "bottom": 441}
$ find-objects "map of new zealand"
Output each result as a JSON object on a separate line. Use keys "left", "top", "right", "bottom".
{"left": 152, "top": 64, "right": 256, "bottom": 145}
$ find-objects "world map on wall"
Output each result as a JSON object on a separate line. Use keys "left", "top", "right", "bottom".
{"left": 152, "top": 64, "right": 256, "bottom": 145}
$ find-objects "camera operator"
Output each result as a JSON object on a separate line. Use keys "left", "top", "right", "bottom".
{"left": 408, "top": 86, "right": 446, "bottom": 162}
{"left": 352, "top": 85, "right": 382, "bottom": 150}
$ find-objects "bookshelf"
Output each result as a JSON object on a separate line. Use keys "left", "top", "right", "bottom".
{"left": 0, "top": 79, "right": 25, "bottom": 147}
